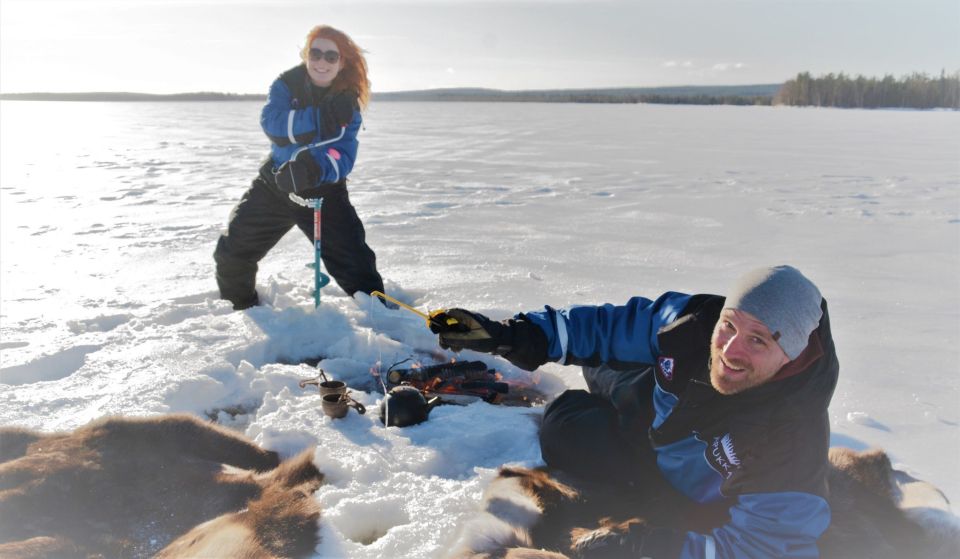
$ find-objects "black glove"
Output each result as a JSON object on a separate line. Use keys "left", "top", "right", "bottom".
{"left": 571, "top": 520, "right": 684, "bottom": 559}
{"left": 320, "top": 91, "right": 358, "bottom": 136}
{"left": 428, "top": 309, "right": 514, "bottom": 356}
{"left": 274, "top": 150, "right": 319, "bottom": 194}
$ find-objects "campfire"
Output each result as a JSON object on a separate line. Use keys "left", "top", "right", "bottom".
{"left": 379, "top": 359, "right": 544, "bottom": 406}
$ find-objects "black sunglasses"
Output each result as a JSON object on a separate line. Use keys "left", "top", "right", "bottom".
{"left": 308, "top": 48, "right": 341, "bottom": 64}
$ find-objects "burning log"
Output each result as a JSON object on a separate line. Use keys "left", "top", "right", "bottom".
{"left": 387, "top": 360, "right": 489, "bottom": 384}
{"left": 385, "top": 360, "right": 510, "bottom": 403}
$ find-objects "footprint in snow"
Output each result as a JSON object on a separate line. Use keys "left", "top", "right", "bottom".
{"left": 0, "top": 344, "right": 102, "bottom": 386}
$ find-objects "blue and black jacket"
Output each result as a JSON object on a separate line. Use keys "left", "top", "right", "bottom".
{"left": 505, "top": 292, "right": 839, "bottom": 558}
{"left": 259, "top": 64, "right": 361, "bottom": 187}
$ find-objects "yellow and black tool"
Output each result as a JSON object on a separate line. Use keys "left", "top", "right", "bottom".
{"left": 371, "top": 291, "right": 464, "bottom": 332}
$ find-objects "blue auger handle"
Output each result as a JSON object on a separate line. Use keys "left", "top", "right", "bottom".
{"left": 312, "top": 197, "right": 331, "bottom": 307}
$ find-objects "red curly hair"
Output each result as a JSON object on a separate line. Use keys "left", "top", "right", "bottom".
{"left": 300, "top": 25, "right": 371, "bottom": 109}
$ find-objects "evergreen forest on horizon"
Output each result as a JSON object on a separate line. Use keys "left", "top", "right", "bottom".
{"left": 775, "top": 71, "right": 959, "bottom": 109}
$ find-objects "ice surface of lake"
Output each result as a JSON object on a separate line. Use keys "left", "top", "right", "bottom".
{"left": 1, "top": 100, "right": 958, "bottom": 557}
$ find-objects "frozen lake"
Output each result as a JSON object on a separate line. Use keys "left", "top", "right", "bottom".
{"left": 1, "top": 99, "right": 958, "bottom": 557}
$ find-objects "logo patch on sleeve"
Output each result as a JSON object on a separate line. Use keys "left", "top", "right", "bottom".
{"left": 658, "top": 356, "right": 675, "bottom": 381}
{"left": 707, "top": 433, "right": 742, "bottom": 479}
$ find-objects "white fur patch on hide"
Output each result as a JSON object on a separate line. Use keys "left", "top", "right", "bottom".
{"left": 894, "top": 469, "right": 960, "bottom": 556}
{"left": 447, "top": 476, "right": 542, "bottom": 557}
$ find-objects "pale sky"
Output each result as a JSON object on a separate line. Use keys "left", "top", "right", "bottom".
{"left": 0, "top": 0, "right": 956, "bottom": 94}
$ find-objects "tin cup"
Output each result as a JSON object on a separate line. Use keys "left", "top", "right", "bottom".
{"left": 321, "top": 393, "right": 366, "bottom": 419}
{"left": 319, "top": 380, "right": 347, "bottom": 398}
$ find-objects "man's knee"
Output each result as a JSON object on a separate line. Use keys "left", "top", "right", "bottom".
{"left": 540, "top": 389, "right": 659, "bottom": 490}
{"left": 582, "top": 365, "right": 655, "bottom": 432}
{"left": 539, "top": 390, "right": 626, "bottom": 479}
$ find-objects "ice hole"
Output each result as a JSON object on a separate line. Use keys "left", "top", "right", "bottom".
{"left": 334, "top": 498, "right": 409, "bottom": 545}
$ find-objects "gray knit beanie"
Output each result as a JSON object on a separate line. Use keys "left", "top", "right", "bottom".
{"left": 724, "top": 265, "right": 823, "bottom": 360}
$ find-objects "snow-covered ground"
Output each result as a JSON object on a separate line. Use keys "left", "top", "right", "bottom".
{"left": 1, "top": 100, "right": 958, "bottom": 558}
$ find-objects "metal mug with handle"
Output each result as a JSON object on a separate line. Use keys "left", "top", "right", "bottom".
{"left": 321, "top": 392, "right": 366, "bottom": 419}
{"left": 299, "top": 369, "right": 345, "bottom": 397}
{"left": 318, "top": 379, "right": 347, "bottom": 398}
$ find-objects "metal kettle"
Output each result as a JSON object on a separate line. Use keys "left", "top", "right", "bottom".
{"left": 379, "top": 385, "right": 440, "bottom": 427}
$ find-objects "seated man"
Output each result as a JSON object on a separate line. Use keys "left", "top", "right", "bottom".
{"left": 432, "top": 265, "right": 838, "bottom": 558}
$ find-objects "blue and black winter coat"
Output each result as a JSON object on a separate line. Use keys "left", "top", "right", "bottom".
{"left": 259, "top": 64, "right": 361, "bottom": 187}
{"left": 506, "top": 292, "right": 839, "bottom": 558}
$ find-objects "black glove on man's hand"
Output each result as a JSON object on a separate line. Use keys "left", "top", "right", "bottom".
{"left": 571, "top": 520, "right": 684, "bottom": 559}
{"left": 428, "top": 308, "right": 513, "bottom": 356}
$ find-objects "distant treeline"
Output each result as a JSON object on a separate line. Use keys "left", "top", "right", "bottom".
{"left": 776, "top": 71, "right": 960, "bottom": 109}
{"left": 2, "top": 73, "right": 958, "bottom": 109}
{"left": 371, "top": 85, "right": 778, "bottom": 106}
{"left": 0, "top": 85, "right": 779, "bottom": 106}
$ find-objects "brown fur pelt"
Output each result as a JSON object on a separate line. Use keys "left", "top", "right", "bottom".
{"left": 0, "top": 414, "right": 324, "bottom": 559}
{"left": 448, "top": 447, "right": 960, "bottom": 559}
{"left": 820, "top": 447, "right": 958, "bottom": 559}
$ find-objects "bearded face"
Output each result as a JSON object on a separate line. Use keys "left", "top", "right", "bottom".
{"left": 709, "top": 308, "right": 790, "bottom": 395}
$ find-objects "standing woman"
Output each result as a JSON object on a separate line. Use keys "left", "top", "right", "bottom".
{"left": 214, "top": 25, "right": 386, "bottom": 310}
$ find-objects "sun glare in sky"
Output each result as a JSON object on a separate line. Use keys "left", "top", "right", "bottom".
{"left": 1, "top": 0, "right": 957, "bottom": 94}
